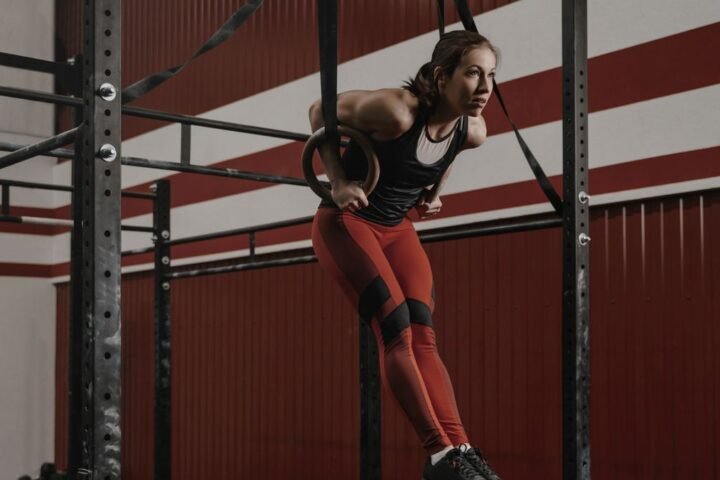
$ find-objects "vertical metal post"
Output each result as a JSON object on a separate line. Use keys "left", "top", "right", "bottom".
{"left": 249, "top": 232, "right": 256, "bottom": 261}
{"left": 68, "top": 0, "right": 123, "bottom": 477}
{"left": 359, "top": 319, "right": 381, "bottom": 480}
{"left": 562, "top": 0, "right": 591, "bottom": 479}
{"left": 67, "top": 126, "right": 84, "bottom": 478}
{"left": 180, "top": 124, "right": 191, "bottom": 165}
{"left": 67, "top": 49, "right": 85, "bottom": 480}
{"left": 1, "top": 182, "right": 9, "bottom": 215}
{"left": 153, "top": 179, "right": 172, "bottom": 480}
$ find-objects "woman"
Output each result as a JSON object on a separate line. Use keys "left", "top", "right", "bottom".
{"left": 308, "top": 30, "right": 501, "bottom": 480}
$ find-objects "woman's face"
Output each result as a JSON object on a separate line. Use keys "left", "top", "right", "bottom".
{"left": 437, "top": 46, "right": 497, "bottom": 117}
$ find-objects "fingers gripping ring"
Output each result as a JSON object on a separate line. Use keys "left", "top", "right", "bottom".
{"left": 301, "top": 125, "right": 380, "bottom": 203}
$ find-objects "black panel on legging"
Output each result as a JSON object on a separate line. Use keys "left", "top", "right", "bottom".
{"left": 406, "top": 298, "right": 433, "bottom": 327}
{"left": 358, "top": 275, "right": 391, "bottom": 322}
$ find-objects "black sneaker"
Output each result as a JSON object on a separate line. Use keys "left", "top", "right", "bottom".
{"left": 422, "top": 447, "right": 484, "bottom": 480}
{"left": 462, "top": 446, "right": 502, "bottom": 480}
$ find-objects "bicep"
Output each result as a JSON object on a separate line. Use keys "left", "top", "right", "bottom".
{"left": 461, "top": 116, "right": 488, "bottom": 150}
{"left": 337, "top": 89, "right": 408, "bottom": 134}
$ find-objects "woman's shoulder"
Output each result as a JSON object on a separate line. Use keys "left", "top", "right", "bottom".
{"left": 461, "top": 114, "right": 488, "bottom": 150}
{"left": 334, "top": 88, "right": 421, "bottom": 140}
{"left": 361, "top": 88, "right": 420, "bottom": 140}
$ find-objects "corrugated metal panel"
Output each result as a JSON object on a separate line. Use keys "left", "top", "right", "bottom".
{"left": 590, "top": 194, "right": 720, "bottom": 479}
{"left": 55, "top": 0, "right": 516, "bottom": 137}
{"left": 55, "top": 189, "right": 720, "bottom": 479}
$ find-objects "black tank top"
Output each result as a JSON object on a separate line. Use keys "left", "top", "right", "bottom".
{"left": 320, "top": 107, "right": 469, "bottom": 226}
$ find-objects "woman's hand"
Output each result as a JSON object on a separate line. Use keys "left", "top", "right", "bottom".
{"left": 332, "top": 180, "right": 369, "bottom": 212}
{"left": 415, "top": 189, "right": 442, "bottom": 219}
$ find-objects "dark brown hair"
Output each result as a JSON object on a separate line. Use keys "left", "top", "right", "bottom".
{"left": 403, "top": 30, "right": 498, "bottom": 109}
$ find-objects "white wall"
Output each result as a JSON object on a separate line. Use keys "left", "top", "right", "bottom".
{"left": 0, "top": 1, "right": 58, "bottom": 478}
{"left": 0, "top": 278, "right": 57, "bottom": 479}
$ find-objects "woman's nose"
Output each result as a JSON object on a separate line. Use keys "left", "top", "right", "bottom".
{"left": 475, "top": 76, "right": 490, "bottom": 93}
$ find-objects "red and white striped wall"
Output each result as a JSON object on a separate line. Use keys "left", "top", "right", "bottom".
{"left": 2, "top": 0, "right": 718, "bottom": 281}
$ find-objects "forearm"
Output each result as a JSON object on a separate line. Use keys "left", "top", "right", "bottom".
{"left": 427, "top": 165, "right": 453, "bottom": 199}
{"left": 308, "top": 102, "right": 348, "bottom": 187}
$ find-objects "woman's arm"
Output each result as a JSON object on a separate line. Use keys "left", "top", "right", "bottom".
{"left": 416, "top": 115, "right": 488, "bottom": 218}
{"left": 461, "top": 115, "right": 488, "bottom": 151}
{"left": 308, "top": 88, "right": 415, "bottom": 211}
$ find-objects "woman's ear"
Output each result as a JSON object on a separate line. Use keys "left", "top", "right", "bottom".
{"left": 433, "top": 66, "right": 445, "bottom": 91}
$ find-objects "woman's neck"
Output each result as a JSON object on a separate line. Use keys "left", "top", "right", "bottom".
{"left": 425, "top": 100, "right": 462, "bottom": 140}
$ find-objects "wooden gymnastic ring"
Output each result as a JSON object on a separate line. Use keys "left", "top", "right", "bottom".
{"left": 301, "top": 125, "right": 379, "bottom": 203}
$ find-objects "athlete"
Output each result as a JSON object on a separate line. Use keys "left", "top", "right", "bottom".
{"left": 309, "top": 30, "right": 502, "bottom": 480}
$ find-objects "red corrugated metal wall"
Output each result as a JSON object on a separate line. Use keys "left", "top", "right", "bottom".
{"left": 55, "top": 190, "right": 720, "bottom": 479}
{"left": 55, "top": 0, "right": 516, "bottom": 138}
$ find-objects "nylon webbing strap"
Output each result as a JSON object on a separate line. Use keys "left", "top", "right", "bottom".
{"left": 122, "top": 0, "right": 263, "bottom": 104}
{"left": 492, "top": 80, "right": 564, "bottom": 213}
{"left": 436, "top": 0, "right": 446, "bottom": 37}
{"left": 453, "top": 0, "right": 479, "bottom": 33}
{"left": 317, "top": 0, "right": 339, "bottom": 151}
{"left": 447, "top": 0, "right": 563, "bottom": 215}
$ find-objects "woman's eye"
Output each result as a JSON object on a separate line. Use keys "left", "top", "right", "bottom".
{"left": 468, "top": 70, "right": 480, "bottom": 77}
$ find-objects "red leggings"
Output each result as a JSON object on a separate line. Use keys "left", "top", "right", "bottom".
{"left": 311, "top": 206, "right": 469, "bottom": 455}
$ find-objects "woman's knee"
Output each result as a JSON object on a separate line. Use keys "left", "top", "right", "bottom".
{"left": 375, "top": 301, "right": 411, "bottom": 350}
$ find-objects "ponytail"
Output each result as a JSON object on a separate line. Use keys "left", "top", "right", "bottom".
{"left": 402, "top": 62, "right": 439, "bottom": 109}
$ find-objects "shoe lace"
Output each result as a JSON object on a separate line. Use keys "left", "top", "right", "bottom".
{"left": 466, "top": 448, "right": 499, "bottom": 479}
{"left": 448, "top": 451, "right": 479, "bottom": 479}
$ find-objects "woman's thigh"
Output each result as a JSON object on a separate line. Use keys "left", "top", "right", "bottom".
{"left": 311, "top": 208, "right": 406, "bottom": 323}
{"left": 383, "top": 225, "right": 435, "bottom": 318}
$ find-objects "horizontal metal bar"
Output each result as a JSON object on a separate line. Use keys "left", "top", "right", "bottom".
{"left": 0, "top": 178, "right": 73, "bottom": 192}
{"left": 121, "top": 245, "right": 155, "bottom": 257}
{"left": 0, "top": 52, "right": 74, "bottom": 76}
{"left": 167, "top": 254, "right": 318, "bottom": 280}
{"left": 0, "top": 85, "right": 348, "bottom": 145}
{"left": 0, "top": 141, "right": 74, "bottom": 159}
{"left": 121, "top": 156, "right": 321, "bottom": 188}
{"left": 0, "top": 214, "right": 73, "bottom": 227}
{"left": 0, "top": 127, "right": 80, "bottom": 170}
{"left": 123, "top": 105, "right": 315, "bottom": 143}
{"left": 121, "top": 224, "right": 155, "bottom": 233}
{"left": 0, "top": 214, "right": 154, "bottom": 232}
{"left": 122, "top": 191, "right": 156, "bottom": 200}
{"left": 418, "top": 216, "right": 563, "bottom": 243}
{"left": 166, "top": 215, "right": 315, "bottom": 247}
{"left": 0, "top": 177, "right": 155, "bottom": 199}
{"left": 0, "top": 85, "right": 81, "bottom": 107}
{"left": 163, "top": 214, "right": 562, "bottom": 280}
{"left": 0, "top": 141, "right": 318, "bottom": 189}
